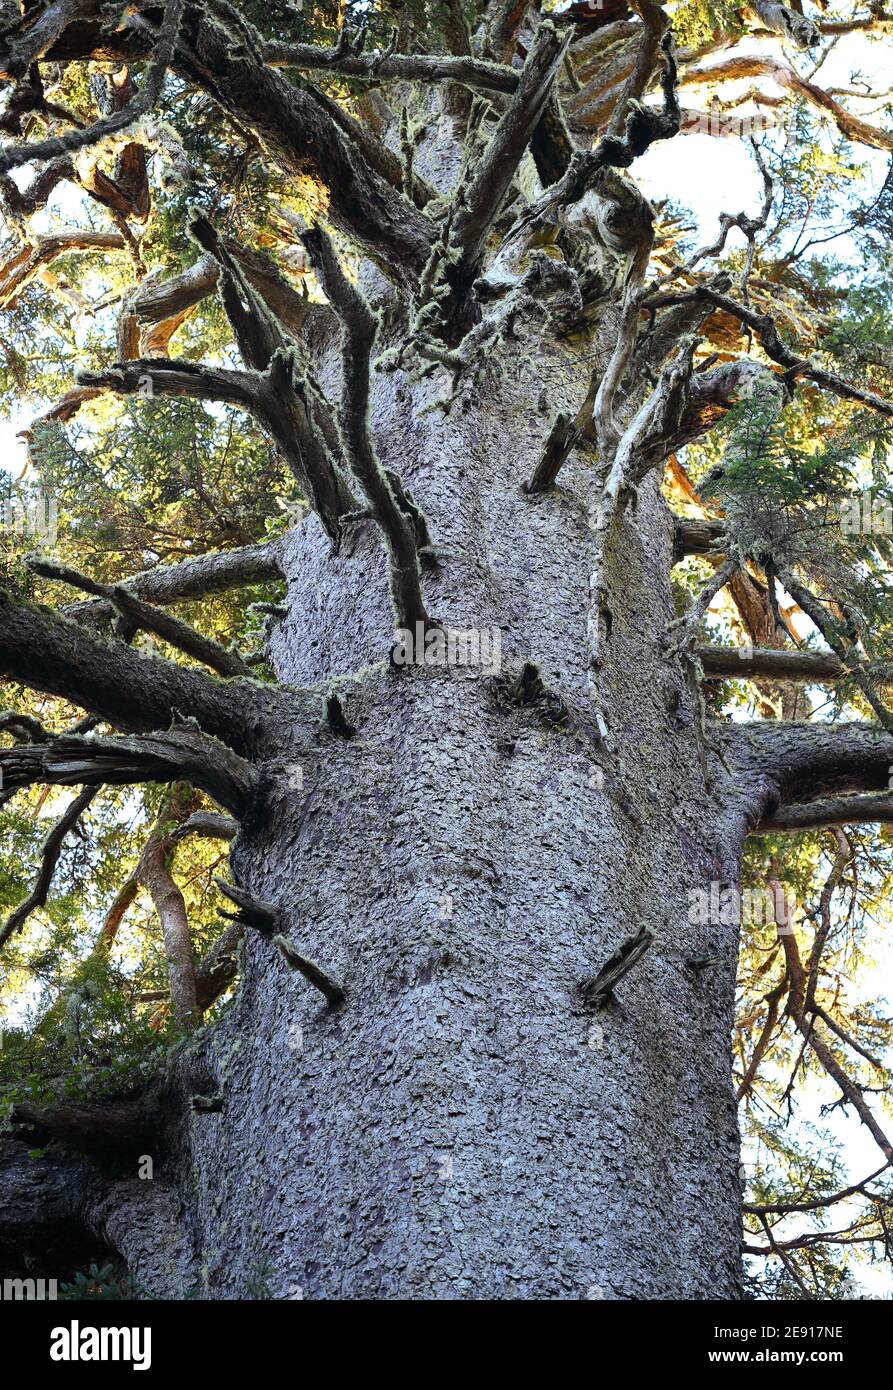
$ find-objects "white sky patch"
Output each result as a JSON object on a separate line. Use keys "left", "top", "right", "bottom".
{"left": 636, "top": 29, "right": 891, "bottom": 246}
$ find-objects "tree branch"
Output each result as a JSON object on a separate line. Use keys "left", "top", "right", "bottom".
{"left": 0, "top": 0, "right": 185, "bottom": 173}
{"left": 0, "top": 709, "right": 49, "bottom": 743}
{"left": 747, "top": 2, "right": 820, "bottom": 49}
{"left": 156, "top": 0, "right": 433, "bottom": 288}
{"left": 756, "top": 793, "right": 893, "bottom": 833}
{"left": 673, "top": 517, "right": 726, "bottom": 560}
{"left": 0, "top": 723, "right": 255, "bottom": 817}
{"left": 678, "top": 53, "right": 893, "bottom": 153}
{"left": 581, "top": 925, "right": 654, "bottom": 1008}
{"left": 744, "top": 1163, "right": 891, "bottom": 1216}
{"left": 699, "top": 645, "right": 844, "bottom": 681}
{"left": 299, "top": 222, "right": 429, "bottom": 631}
{"left": 63, "top": 540, "right": 284, "bottom": 628}
{"left": 8, "top": 0, "right": 435, "bottom": 288}
{"left": 0, "top": 0, "right": 93, "bottom": 80}
{"left": 447, "top": 21, "right": 571, "bottom": 303}
{"left": 512, "top": 26, "right": 680, "bottom": 240}
{"left": 262, "top": 38, "right": 519, "bottom": 95}
{"left": 29, "top": 555, "right": 252, "bottom": 678}
{"left": 139, "top": 818, "right": 198, "bottom": 1030}
{"left": 170, "top": 810, "right": 237, "bottom": 844}
{"left": 777, "top": 567, "right": 893, "bottom": 732}
{"left": 0, "top": 585, "right": 285, "bottom": 754}
{"left": 194, "top": 920, "right": 242, "bottom": 1012}
{"left": 214, "top": 876, "right": 343, "bottom": 1004}
{"left": 8, "top": 1100, "right": 154, "bottom": 1155}
{"left": 727, "top": 721, "right": 893, "bottom": 810}
{"left": 643, "top": 286, "right": 893, "bottom": 418}
{"left": 77, "top": 349, "right": 354, "bottom": 543}
{"left": 0, "top": 786, "right": 98, "bottom": 949}
{"left": 125, "top": 241, "right": 326, "bottom": 357}
{"left": 0, "top": 229, "right": 126, "bottom": 310}
{"left": 77, "top": 355, "right": 265, "bottom": 411}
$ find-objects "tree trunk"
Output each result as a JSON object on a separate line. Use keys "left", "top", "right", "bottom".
{"left": 3, "top": 0, "right": 893, "bottom": 1307}
{"left": 100, "top": 293, "right": 747, "bottom": 1300}
{"left": 0, "top": 58, "right": 764, "bottom": 1300}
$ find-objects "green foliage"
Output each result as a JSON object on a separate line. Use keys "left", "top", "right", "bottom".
{"left": 670, "top": 0, "right": 742, "bottom": 47}
{"left": 242, "top": 1258, "right": 278, "bottom": 1300}
{"left": 735, "top": 824, "right": 893, "bottom": 1297}
{"left": 0, "top": 957, "right": 170, "bottom": 1113}
{"left": 58, "top": 1262, "right": 146, "bottom": 1301}
{"left": 667, "top": 146, "right": 893, "bottom": 1298}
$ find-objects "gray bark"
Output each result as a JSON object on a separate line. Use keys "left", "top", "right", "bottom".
{"left": 0, "top": 33, "right": 773, "bottom": 1300}
{"left": 212, "top": 376, "right": 738, "bottom": 1298}
{"left": 3, "top": 0, "right": 891, "bottom": 1307}
{"left": 52, "top": 259, "right": 747, "bottom": 1299}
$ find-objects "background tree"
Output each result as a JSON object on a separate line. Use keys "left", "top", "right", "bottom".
{"left": 2, "top": 0, "right": 893, "bottom": 1299}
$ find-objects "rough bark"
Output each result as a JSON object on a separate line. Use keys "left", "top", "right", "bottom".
{"left": 0, "top": 587, "right": 297, "bottom": 755}
{"left": 47, "top": 238, "right": 746, "bottom": 1298}
{"left": 0, "top": 80, "right": 747, "bottom": 1305}
{"left": 6, "top": 1, "right": 888, "bottom": 1303}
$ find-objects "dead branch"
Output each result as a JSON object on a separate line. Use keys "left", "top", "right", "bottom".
{"left": 214, "top": 877, "right": 280, "bottom": 938}
{"left": 757, "top": 794, "right": 893, "bottom": 833}
{"left": 262, "top": 37, "right": 519, "bottom": 96}
{"left": 642, "top": 287, "right": 893, "bottom": 419}
{"left": 0, "top": 709, "right": 49, "bottom": 743}
{"left": 0, "top": 786, "right": 98, "bottom": 949}
{"left": 747, "top": 2, "right": 820, "bottom": 49}
{"left": 125, "top": 240, "right": 324, "bottom": 357}
{"left": 0, "top": 0, "right": 185, "bottom": 172}
{"left": 272, "top": 934, "right": 345, "bottom": 1006}
{"left": 214, "top": 878, "right": 344, "bottom": 1004}
{"left": 63, "top": 540, "right": 284, "bottom": 628}
{"left": 510, "top": 28, "right": 680, "bottom": 243}
{"left": 447, "top": 21, "right": 571, "bottom": 306}
{"left": 582, "top": 925, "right": 654, "bottom": 1008}
{"left": 29, "top": 555, "right": 252, "bottom": 678}
{"left": 171, "top": 810, "right": 238, "bottom": 844}
{"left": 194, "top": 920, "right": 242, "bottom": 1012}
{"left": 699, "top": 645, "right": 845, "bottom": 681}
{"left": 299, "top": 222, "right": 430, "bottom": 631}
{"left": 673, "top": 517, "right": 726, "bottom": 561}
{"left": 77, "top": 350, "right": 354, "bottom": 543}
{"left": 0, "top": 723, "right": 255, "bottom": 819}
{"left": 8, "top": 1100, "right": 154, "bottom": 1155}
{"left": 0, "top": 582, "right": 287, "bottom": 752}
{"left": 0, "top": 229, "right": 126, "bottom": 310}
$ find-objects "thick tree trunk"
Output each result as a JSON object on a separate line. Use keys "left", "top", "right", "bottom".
{"left": 5, "top": 0, "right": 893, "bottom": 1307}
{"left": 0, "top": 95, "right": 753, "bottom": 1302}
{"left": 93, "top": 295, "right": 747, "bottom": 1300}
